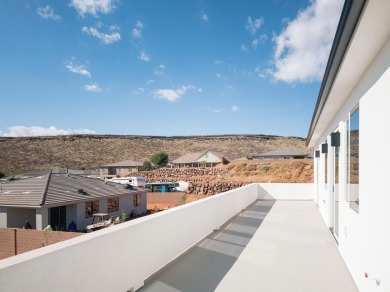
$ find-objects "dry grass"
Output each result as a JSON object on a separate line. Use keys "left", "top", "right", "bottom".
{"left": 0, "top": 135, "right": 310, "bottom": 176}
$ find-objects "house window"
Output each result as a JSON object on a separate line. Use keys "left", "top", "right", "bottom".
{"left": 108, "top": 168, "right": 116, "bottom": 175}
{"left": 107, "top": 197, "right": 119, "bottom": 213}
{"left": 50, "top": 206, "right": 66, "bottom": 231}
{"left": 133, "top": 194, "right": 141, "bottom": 207}
{"left": 347, "top": 107, "right": 359, "bottom": 212}
{"left": 85, "top": 201, "right": 99, "bottom": 218}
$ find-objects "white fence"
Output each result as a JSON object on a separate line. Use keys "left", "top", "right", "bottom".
{"left": 0, "top": 183, "right": 313, "bottom": 292}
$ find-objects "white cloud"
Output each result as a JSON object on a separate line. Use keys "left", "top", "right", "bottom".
{"left": 272, "top": 0, "right": 343, "bottom": 83}
{"left": 214, "top": 60, "right": 222, "bottom": 65}
{"left": 66, "top": 61, "right": 91, "bottom": 78}
{"left": 153, "top": 85, "right": 199, "bottom": 102}
{"left": 241, "top": 44, "right": 248, "bottom": 52}
{"left": 70, "top": 0, "right": 117, "bottom": 17}
{"left": 132, "top": 87, "right": 145, "bottom": 94}
{"left": 209, "top": 108, "right": 223, "bottom": 114}
{"left": 139, "top": 51, "right": 151, "bottom": 62}
{"left": 83, "top": 83, "right": 101, "bottom": 92}
{"left": 231, "top": 105, "right": 240, "bottom": 112}
{"left": 216, "top": 73, "right": 228, "bottom": 80}
{"left": 154, "top": 64, "right": 166, "bottom": 75}
{"left": 146, "top": 79, "right": 155, "bottom": 84}
{"left": 246, "top": 16, "right": 264, "bottom": 35}
{"left": 251, "top": 34, "right": 268, "bottom": 49}
{"left": 0, "top": 126, "right": 97, "bottom": 137}
{"left": 201, "top": 12, "right": 209, "bottom": 22}
{"left": 82, "top": 26, "right": 121, "bottom": 44}
{"left": 132, "top": 20, "right": 144, "bottom": 38}
{"left": 37, "top": 5, "right": 61, "bottom": 20}
{"left": 109, "top": 24, "right": 120, "bottom": 31}
{"left": 154, "top": 89, "right": 180, "bottom": 102}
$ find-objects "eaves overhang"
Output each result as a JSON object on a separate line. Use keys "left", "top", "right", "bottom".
{"left": 306, "top": 0, "right": 367, "bottom": 147}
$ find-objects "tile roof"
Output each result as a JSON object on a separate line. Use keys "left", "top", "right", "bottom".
{"left": 0, "top": 173, "right": 144, "bottom": 207}
{"left": 0, "top": 175, "right": 49, "bottom": 206}
{"left": 101, "top": 160, "right": 143, "bottom": 167}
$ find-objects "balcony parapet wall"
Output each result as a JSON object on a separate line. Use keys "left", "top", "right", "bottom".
{"left": 0, "top": 183, "right": 313, "bottom": 292}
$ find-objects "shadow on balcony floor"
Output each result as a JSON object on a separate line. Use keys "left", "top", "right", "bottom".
{"left": 138, "top": 200, "right": 275, "bottom": 292}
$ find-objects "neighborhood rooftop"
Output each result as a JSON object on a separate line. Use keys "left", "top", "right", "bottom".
{"left": 254, "top": 149, "right": 308, "bottom": 157}
{"left": 101, "top": 160, "right": 143, "bottom": 167}
{"left": 0, "top": 172, "right": 140, "bottom": 207}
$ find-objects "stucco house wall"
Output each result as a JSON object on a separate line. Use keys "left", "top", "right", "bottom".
{"left": 308, "top": 1, "right": 390, "bottom": 290}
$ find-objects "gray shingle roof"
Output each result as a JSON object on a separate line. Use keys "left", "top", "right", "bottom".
{"left": 171, "top": 152, "right": 205, "bottom": 164}
{"left": 101, "top": 160, "right": 143, "bottom": 167}
{"left": 0, "top": 173, "right": 144, "bottom": 207}
{"left": 253, "top": 149, "right": 308, "bottom": 157}
{"left": 172, "top": 151, "right": 228, "bottom": 164}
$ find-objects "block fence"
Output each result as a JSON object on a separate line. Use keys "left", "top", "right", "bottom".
{"left": 0, "top": 228, "right": 83, "bottom": 260}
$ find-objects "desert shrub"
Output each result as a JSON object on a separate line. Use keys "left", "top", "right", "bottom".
{"left": 150, "top": 151, "right": 169, "bottom": 167}
{"left": 260, "top": 166, "right": 270, "bottom": 173}
{"left": 142, "top": 161, "right": 153, "bottom": 171}
{"left": 177, "top": 194, "right": 188, "bottom": 206}
{"left": 236, "top": 163, "right": 247, "bottom": 171}
{"left": 0, "top": 171, "right": 5, "bottom": 178}
{"left": 247, "top": 164, "right": 257, "bottom": 171}
{"left": 290, "top": 160, "right": 305, "bottom": 168}
{"left": 226, "top": 163, "right": 235, "bottom": 170}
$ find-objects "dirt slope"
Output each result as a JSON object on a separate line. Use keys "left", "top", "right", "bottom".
{"left": 0, "top": 134, "right": 310, "bottom": 176}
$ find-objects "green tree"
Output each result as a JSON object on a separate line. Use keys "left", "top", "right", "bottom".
{"left": 150, "top": 152, "right": 169, "bottom": 167}
{"left": 142, "top": 160, "right": 153, "bottom": 171}
{"left": 0, "top": 171, "right": 5, "bottom": 178}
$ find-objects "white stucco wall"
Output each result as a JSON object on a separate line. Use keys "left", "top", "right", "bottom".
{"left": 0, "top": 184, "right": 259, "bottom": 292}
{"left": 36, "top": 207, "right": 48, "bottom": 230}
{"left": 257, "top": 183, "right": 313, "bottom": 200}
{"left": 0, "top": 206, "right": 7, "bottom": 228}
{"left": 351, "top": 63, "right": 390, "bottom": 291}
{"left": 312, "top": 37, "right": 390, "bottom": 291}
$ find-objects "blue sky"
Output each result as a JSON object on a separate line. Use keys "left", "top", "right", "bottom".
{"left": 0, "top": 0, "right": 343, "bottom": 138}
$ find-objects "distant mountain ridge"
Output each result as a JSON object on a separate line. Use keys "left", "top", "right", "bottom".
{"left": 0, "top": 134, "right": 310, "bottom": 176}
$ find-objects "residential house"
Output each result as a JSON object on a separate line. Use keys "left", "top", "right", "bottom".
{"left": 171, "top": 151, "right": 229, "bottom": 168}
{"left": 252, "top": 149, "right": 308, "bottom": 160}
{"left": 1, "top": 1, "right": 389, "bottom": 291}
{"left": 307, "top": 0, "right": 390, "bottom": 290}
{"left": 100, "top": 160, "right": 143, "bottom": 180}
{"left": 0, "top": 170, "right": 147, "bottom": 231}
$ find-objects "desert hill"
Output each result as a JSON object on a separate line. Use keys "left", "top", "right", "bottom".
{"left": 0, "top": 134, "right": 310, "bottom": 176}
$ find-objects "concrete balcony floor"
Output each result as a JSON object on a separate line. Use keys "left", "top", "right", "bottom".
{"left": 138, "top": 200, "right": 358, "bottom": 292}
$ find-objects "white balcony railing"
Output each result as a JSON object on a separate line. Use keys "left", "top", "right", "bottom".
{"left": 0, "top": 183, "right": 313, "bottom": 292}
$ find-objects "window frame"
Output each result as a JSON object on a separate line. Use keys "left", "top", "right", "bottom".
{"left": 85, "top": 201, "right": 99, "bottom": 218}
{"left": 133, "top": 193, "right": 141, "bottom": 207}
{"left": 107, "top": 197, "right": 119, "bottom": 213}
